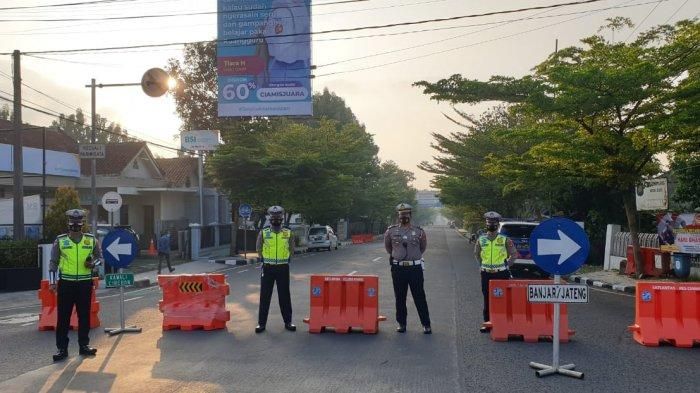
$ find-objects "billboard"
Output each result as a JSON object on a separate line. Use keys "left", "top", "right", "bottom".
{"left": 0, "top": 144, "right": 80, "bottom": 178}
{"left": 0, "top": 194, "right": 41, "bottom": 225}
{"left": 657, "top": 212, "right": 700, "bottom": 254}
{"left": 635, "top": 178, "right": 668, "bottom": 211}
{"left": 181, "top": 130, "right": 220, "bottom": 151}
{"left": 217, "top": 0, "right": 312, "bottom": 117}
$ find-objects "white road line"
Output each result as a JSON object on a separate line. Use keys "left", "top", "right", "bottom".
{"left": 238, "top": 270, "right": 248, "bottom": 274}
{"left": 347, "top": 271, "right": 357, "bottom": 275}
{"left": 124, "top": 296, "right": 144, "bottom": 302}
{"left": 21, "top": 322, "right": 35, "bottom": 327}
{"left": 588, "top": 286, "right": 635, "bottom": 298}
{"left": 372, "top": 257, "right": 382, "bottom": 262}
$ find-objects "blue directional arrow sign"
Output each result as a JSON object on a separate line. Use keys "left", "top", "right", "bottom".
{"left": 239, "top": 203, "right": 253, "bottom": 219}
{"left": 529, "top": 218, "right": 590, "bottom": 276}
{"left": 102, "top": 229, "right": 139, "bottom": 269}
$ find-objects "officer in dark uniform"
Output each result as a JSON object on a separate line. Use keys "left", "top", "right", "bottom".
{"left": 49, "top": 209, "right": 102, "bottom": 361}
{"left": 255, "top": 205, "right": 296, "bottom": 333}
{"left": 384, "top": 203, "right": 432, "bottom": 334}
{"left": 474, "top": 211, "right": 516, "bottom": 333}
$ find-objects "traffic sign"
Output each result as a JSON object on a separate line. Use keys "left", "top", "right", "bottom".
{"left": 103, "top": 229, "right": 139, "bottom": 269}
{"left": 528, "top": 284, "right": 589, "bottom": 304}
{"left": 101, "top": 191, "right": 122, "bottom": 212}
{"left": 239, "top": 203, "right": 252, "bottom": 219}
{"left": 106, "top": 273, "right": 134, "bottom": 288}
{"left": 529, "top": 218, "right": 590, "bottom": 276}
{"left": 79, "top": 144, "right": 105, "bottom": 159}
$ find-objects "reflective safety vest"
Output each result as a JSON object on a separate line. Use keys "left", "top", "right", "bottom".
{"left": 479, "top": 234, "right": 508, "bottom": 269}
{"left": 261, "top": 227, "right": 291, "bottom": 264}
{"left": 57, "top": 233, "right": 95, "bottom": 281}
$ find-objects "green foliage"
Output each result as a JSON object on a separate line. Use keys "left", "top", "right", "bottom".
{"left": 50, "top": 108, "right": 130, "bottom": 143}
{"left": 0, "top": 103, "right": 9, "bottom": 121}
{"left": 44, "top": 187, "right": 87, "bottom": 241}
{"left": 0, "top": 239, "right": 39, "bottom": 268}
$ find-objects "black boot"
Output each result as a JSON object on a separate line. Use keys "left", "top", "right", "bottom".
{"left": 53, "top": 348, "right": 68, "bottom": 362}
{"left": 284, "top": 323, "right": 296, "bottom": 332}
{"left": 479, "top": 326, "right": 490, "bottom": 333}
{"left": 423, "top": 326, "right": 432, "bottom": 334}
{"left": 79, "top": 345, "right": 97, "bottom": 356}
{"left": 396, "top": 325, "right": 406, "bottom": 333}
{"left": 255, "top": 325, "right": 266, "bottom": 333}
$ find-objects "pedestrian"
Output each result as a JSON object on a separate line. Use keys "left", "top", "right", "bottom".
{"left": 49, "top": 209, "right": 101, "bottom": 362}
{"left": 474, "top": 211, "right": 516, "bottom": 333}
{"left": 255, "top": 205, "right": 296, "bottom": 333}
{"left": 157, "top": 230, "right": 175, "bottom": 274}
{"left": 384, "top": 203, "right": 432, "bottom": 334}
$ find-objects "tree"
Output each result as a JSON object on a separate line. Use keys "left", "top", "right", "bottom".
{"left": 415, "top": 20, "right": 699, "bottom": 276}
{"left": 50, "top": 108, "right": 130, "bottom": 143}
{"left": 44, "top": 187, "right": 88, "bottom": 241}
{"left": 0, "top": 104, "right": 9, "bottom": 121}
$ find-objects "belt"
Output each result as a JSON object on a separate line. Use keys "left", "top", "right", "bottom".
{"left": 263, "top": 261, "right": 289, "bottom": 265}
{"left": 391, "top": 259, "right": 423, "bottom": 267}
{"left": 481, "top": 267, "right": 507, "bottom": 273}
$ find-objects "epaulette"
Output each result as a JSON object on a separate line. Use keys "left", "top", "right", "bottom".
{"left": 83, "top": 233, "right": 95, "bottom": 237}
{"left": 57, "top": 233, "right": 68, "bottom": 238}
{"left": 387, "top": 224, "right": 398, "bottom": 229}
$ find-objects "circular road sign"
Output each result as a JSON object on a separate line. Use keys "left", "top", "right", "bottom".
{"left": 239, "top": 203, "right": 253, "bottom": 219}
{"left": 141, "top": 67, "right": 169, "bottom": 98}
{"left": 101, "top": 191, "right": 122, "bottom": 212}
{"left": 529, "top": 217, "right": 590, "bottom": 276}
{"left": 102, "top": 229, "right": 139, "bottom": 269}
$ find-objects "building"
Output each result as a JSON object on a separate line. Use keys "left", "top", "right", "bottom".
{"left": 0, "top": 120, "right": 231, "bottom": 244}
{"left": 416, "top": 190, "right": 442, "bottom": 208}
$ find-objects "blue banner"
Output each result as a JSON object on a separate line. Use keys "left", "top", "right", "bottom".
{"left": 217, "top": 0, "right": 313, "bottom": 117}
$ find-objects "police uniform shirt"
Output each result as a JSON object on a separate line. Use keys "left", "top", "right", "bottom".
{"left": 384, "top": 225, "right": 427, "bottom": 261}
{"left": 256, "top": 227, "right": 295, "bottom": 258}
{"left": 49, "top": 233, "right": 103, "bottom": 273}
{"left": 473, "top": 231, "right": 517, "bottom": 265}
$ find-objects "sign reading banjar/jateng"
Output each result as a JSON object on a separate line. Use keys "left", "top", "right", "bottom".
{"left": 217, "top": 0, "right": 312, "bottom": 117}
{"left": 635, "top": 178, "right": 668, "bottom": 211}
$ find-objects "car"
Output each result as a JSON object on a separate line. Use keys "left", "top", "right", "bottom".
{"left": 498, "top": 221, "right": 548, "bottom": 278}
{"left": 307, "top": 225, "right": 338, "bottom": 252}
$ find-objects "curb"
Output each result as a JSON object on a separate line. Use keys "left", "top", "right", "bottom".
{"left": 568, "top": 275, "right": 636, "bottom": 294}
{"left": 132, "top": 278, "right": 151, "bottom": 288}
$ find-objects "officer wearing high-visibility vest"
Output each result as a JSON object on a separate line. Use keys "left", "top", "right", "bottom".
{"left": 255, "top": 205, "right": 296, "bottom": 333}
{"left": 49, "top": 209, "right": 102, "bottom": 361}
{"left": 474, "top": 211, "right": 516, "bottom": 333}
{"left": 384, "top": 203, "right": 432, "bottom": 334}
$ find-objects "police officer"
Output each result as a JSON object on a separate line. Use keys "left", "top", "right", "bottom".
{"left": 474, "top": 211, "right": 516, "bottom": 333}
{"left": 255, "top": 206, "right": 296, "bottom": 333}
{"left": 49, "top": 209, "right": 102, "bottom": 361}
{"left": 384, "top": 203, "right": 432, "bottom": 334}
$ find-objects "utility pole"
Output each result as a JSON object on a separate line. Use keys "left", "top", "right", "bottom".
{"left": 90, "top": 78, "right": 97, "bottom": 237}
{"left": 12, "top": 50, "right": 24, "bottom": 240}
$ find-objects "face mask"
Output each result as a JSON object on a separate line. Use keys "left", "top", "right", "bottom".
{"left": 270, "top": 219, "right": 283, "bottom": 227}
{"left": 400, "top": 217, "right": 410, "bottom": 224}
{"left": 69, "top": 222, "right": 83, "bottom": 233}
{"left": 486, "top": 223, "right": 498, "bottom": 231}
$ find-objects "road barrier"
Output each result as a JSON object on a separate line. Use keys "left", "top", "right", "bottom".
{"left": 158, "top": 274, "right": 230, "bottom": 331}
{"left": 37, "top": 278, "right": 100, "bottom": 331}
{"left": 482, "top": 280, "right": 575, "bottom": 343}
{"left": 303, "top": 274, "right": 386, "bottom": 333}
{"left": 350, "top": 234, "right": 377, "bottom": 244}
{"left": 624, "top": 246, "right": 671, "bottom": 277}
{"left": 628, "top": 282, "right": 700, "bottom": 348}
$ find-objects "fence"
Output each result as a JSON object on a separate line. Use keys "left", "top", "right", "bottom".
{"left": 611, "top": 232, "right": 659, "bottom": 258}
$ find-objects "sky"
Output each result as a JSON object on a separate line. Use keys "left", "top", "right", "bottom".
{"left": 0, "top": 0, "right": 697, "bottom": 189}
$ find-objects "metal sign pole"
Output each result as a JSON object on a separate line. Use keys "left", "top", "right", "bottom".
{"left": 244, "top": 217, "right": 247, "bottom": 259}
{"left": 104, "top": 269, "right": 142, "bottom": 336}
{"left": 528, "top": 274, "right": 583, "bottom": 379}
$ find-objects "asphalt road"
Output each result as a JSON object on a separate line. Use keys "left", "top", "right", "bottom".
{"left": 0, "top": 226, "right": 696, "bottom": 392}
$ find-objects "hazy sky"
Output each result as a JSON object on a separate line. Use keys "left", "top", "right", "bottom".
{"left": 0, "top": 0, "right": 697, "bottom": 189}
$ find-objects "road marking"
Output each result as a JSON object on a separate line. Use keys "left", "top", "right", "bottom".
{"left": 347, "top": 271, "right": 357, "bottom": 275}
{"left": 21, "top": 322, "right": 35, "bottom": 327}
{"left": 124, "top": 296, "right": 144, "bottom": 302}
{"left": 0, "top": 313, "right": 39, "bottom": 325}
{"left": 238, "top": 270, "right": 248, "bottom": 274}
{"left": 372, "top": 257, "right": 382, "bottom": 262}
{"left": 588, "top": 286, "right": 634, "bottom": 298}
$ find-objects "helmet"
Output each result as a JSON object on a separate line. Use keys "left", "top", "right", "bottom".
{"left": 66, "top": 209, "right": 85, "bottom": 232}
{"left": 267, "top": 205, "right": 285, "bottom": 217}
{"left": 396, "top": 203, "right": 413, "bottom": 214}
{"left": 484, "top": 211, "right": 502, "bottom": 222}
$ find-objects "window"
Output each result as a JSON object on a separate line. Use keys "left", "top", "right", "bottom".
{"left": 499, "top": 224, "right": 536, "bottom": 239}
{"left": 309, "top": 227, "right": 327, "bottom": 236}
{"left": 119, "top": 205, "right": 129, "bottom": 225}
{"left": 132, "top": 160, "right": 139, "bottom": 170}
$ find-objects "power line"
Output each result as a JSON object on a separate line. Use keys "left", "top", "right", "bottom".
{"left": 0, "top": 0, "right": 142, "bottom": 12}
{"left": 625, "top": 0, "right": 664, "bottom": 41}
{"left": 0, "top": 0, "right": 609, "bottom": 55}
{"left": 663, "top": 0, "right": 690, "bottom": 24}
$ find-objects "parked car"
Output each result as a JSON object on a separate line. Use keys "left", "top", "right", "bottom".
{"left": 498, "top": 221, "right": 548, "bottom": 277}
{"left": 307, "top": 225, "right": 338, "bottom": 252}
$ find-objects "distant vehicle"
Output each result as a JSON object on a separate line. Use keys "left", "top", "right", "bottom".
{"left": 497, "top": 221, "right": 547, "bottom": 277}
{"left": 307, "top": 225, "right": 338, "bottom": 252}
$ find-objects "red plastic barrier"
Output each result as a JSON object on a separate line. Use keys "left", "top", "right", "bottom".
{"left": 362, "top": 234, "right": 374, "bottom": 243}
{"left": 303, "top": 275, "right": 386, "bottom": 334}
{"left": 625, "top": 246, "right": 671, "bottom": 277}
{"left": 482, "top": 280, "right": 575, "bottom": 343}
{"left": 37, "top": 278, "right": 100, "bottom": 331}
{"left": 628, "top": 282, "right": 700, "bottom": 348}
{"left": 158, "top": 274, "right": 230, "bottom": 331}
{"left": 351, "top": 235, "right": 365, "bottom": 244}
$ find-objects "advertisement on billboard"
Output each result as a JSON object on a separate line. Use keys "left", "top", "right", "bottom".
{"left": 635, "top": 178, "right": 668, "bottom": 211}
{"left": 657, "top": 212, "right": 700, "bottom": 254}
{"left": 217, "top": 0, "right": 312, "bottom": 117}
{"left": 0, "top": 144, "right": 80, "bottom": 178}
{"left": 181, "top": 130, "right": 221, "bottom": 151}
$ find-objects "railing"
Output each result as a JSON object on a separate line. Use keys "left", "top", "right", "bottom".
{"left": 611, "top": 232, "right": 660, "bottom": 257}
{"left": 219, "top": 225, "right": 231, "bottom": 246}
{"left": 201, "top": 226, "right": 216, "bottom": 249}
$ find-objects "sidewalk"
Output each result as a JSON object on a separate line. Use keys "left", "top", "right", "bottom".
{"left": 567, "top": 266, "right": 690, "bottom": 294}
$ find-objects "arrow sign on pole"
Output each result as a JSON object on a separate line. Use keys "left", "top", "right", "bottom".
{"left": 106, "top": 238, "right": 132, "bottom": 262}
{"left": 537, "top": 230, "right": 581, "bottom": 265}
